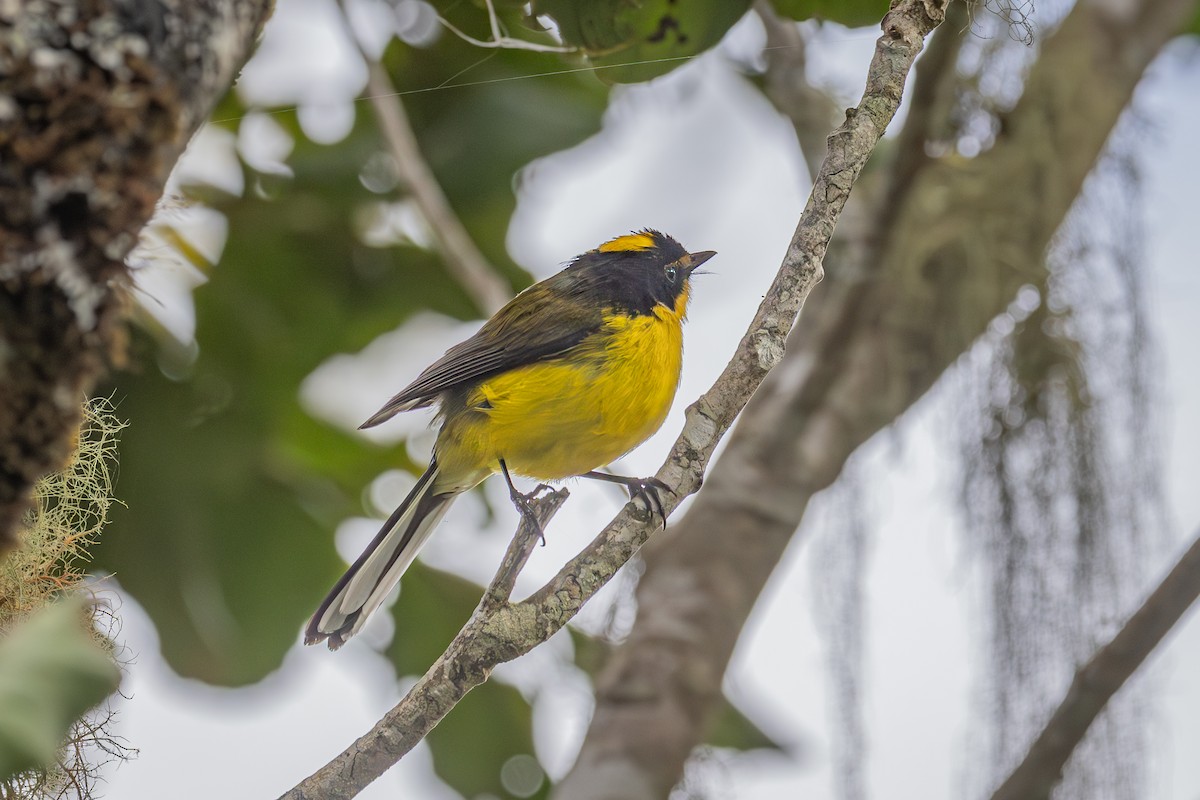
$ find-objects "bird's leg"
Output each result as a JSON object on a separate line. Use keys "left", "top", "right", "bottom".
{"left": 500, "top": 459, "right": 550, "bottom": 545}
{"left": 581, "top": 471, "right": 675, "bottom": 528}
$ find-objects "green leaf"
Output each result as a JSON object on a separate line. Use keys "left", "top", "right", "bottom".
{"left": 770, "top": 0, "right": 889, "bottom": 28}
{"left": 0, "top": 601, "right": 120, "bottom": 779}
{"left": 534, "top": 0, "right": 752, "bottom": 83}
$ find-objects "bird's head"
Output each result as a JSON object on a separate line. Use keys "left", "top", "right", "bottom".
{"left": 566, "top": 229, "right": 716, "bottom": 316}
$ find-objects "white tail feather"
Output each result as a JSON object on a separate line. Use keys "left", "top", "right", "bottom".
{"left": 342, "top": 499, "right": 453, "bottom": 640}
{"left": 307, "top": 461, "right": 459, "bottom": 648}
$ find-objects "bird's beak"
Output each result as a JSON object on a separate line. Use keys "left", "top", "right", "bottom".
{"left": 683, "top": 250, "right": 717, "bottom": 276}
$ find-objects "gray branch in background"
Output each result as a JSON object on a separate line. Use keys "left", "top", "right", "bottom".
{"left": 279, "top": 2, "right": 949, "bottom": 798}
{"left": 755, "top": 0, "right": 843, "bottom": 181}
{"left": 881, "top": 0, "right": 969, "bottom": 224}
{"left": 991, "top": 527, "right": 1200, "bottom": 800}
{"left": 555, "top": 0, "right": 1200, "bottom": 797}
{"left": 338, "top": 1, "right": 512, "bottom": 314}
{"left": 361, "top": 62, "right": 513, "bottom": 315}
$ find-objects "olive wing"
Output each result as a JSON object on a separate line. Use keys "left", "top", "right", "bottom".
{"left": 359, "top": 281, "right": 602, "bottom": 429}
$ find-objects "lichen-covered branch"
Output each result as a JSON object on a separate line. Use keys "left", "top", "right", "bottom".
{"left": 0, "top": 0, "right": 273, "bottom": 550}
{"left": 279, "top": 3, "right": 948, "bottom": 797}
{"left": 556, "top": 0, "right": 1198, "bottom": 796}
{"left": 990, "top": 526, "right": 1200, "bottom": 800}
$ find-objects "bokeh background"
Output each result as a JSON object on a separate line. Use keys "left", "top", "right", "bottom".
{"left": 85, "top": 1, "right": 1200, "bottom": 798}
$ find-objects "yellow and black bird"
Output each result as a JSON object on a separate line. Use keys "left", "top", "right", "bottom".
{"left": 305, "top": 230, "right": 715, "bottom": 649}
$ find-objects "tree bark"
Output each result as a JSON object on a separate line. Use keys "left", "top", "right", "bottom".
{"left": 553, "top": 1, "right": 1200, "bottom": 797}
{"left": 0, "top": 0, "right": 273, "bottom": 549}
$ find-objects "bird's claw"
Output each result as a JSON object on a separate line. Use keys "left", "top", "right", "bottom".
{"left": 508, "top": 485, "right": 549, "bottom": 545}
{"left": 627, "top": 477, "right": 674, "bottom": 529}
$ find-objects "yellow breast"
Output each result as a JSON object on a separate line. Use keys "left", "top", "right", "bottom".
{"left": 436, "top": 288, "right": 689, "bottom": 482}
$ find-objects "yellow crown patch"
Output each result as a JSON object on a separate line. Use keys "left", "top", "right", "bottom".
{"left": 598, "top": 231, "right": 658, "bottom": 253}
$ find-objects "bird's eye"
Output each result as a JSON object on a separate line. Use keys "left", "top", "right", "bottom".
{"left": 665, "top": 266, "right": 678, "bottom": 283}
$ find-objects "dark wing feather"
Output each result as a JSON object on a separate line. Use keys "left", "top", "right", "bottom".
{"left": 359, "top": 279, "right": 602, "bottom": 429}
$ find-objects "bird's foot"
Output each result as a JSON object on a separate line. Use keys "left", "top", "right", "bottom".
{"left": 500, "top": 460, "right": 552, "bottom": 545}
{"left": 581, "top": 471, "right": 675, "bottom": 528}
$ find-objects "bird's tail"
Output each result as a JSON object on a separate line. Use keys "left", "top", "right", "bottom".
{"left": 305, "top": 459, "right": 456, "bottom": 649}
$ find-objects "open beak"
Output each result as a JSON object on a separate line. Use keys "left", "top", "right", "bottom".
{"left": 683, "top": 250, "right": 717, "bottom": 276}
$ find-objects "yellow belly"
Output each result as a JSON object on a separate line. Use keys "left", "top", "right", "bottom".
{"left": 435, "top": 302, "right": 685, "bottom": 482}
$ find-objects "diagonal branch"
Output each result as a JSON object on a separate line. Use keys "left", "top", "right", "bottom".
{"left": 360, "top": 63, "right": 512, "bottom": 314}
{"left": 990, "top": 526, "right": 1200, "bottom": 800}
{"left": 338, "top": 2, "right": 513, "bottom": 314}
{"left": 279, "top": 2, "right": 948, "bottom": 797}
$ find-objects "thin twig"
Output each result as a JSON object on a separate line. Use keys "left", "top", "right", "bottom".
{"left": 990, "top": 526, "right": 1200, "bottom": 800}
{"left": 279, "top": 2, "right": 947, "bottom": 797}
{"left": 338, "top": 3, "right": 513, "bottom": 314}
{"left": 481, "top": 487, "right": 570, "bottom": 612}
{"left": 438, "top": 0, "right": 576, "bottom": 54}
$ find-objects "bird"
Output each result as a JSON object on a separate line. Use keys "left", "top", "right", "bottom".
{"left": 305, "top": 229, "right": 715, "bottom": 649}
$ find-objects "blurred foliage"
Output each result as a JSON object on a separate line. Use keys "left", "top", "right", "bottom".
{"left": 106, "top": 108, "right": 467, "bottom": 687}
{"left": 0, "top": 601, "right": 120, "bottom": 782}
{"left": 429, "top": 681, "right": 545, "bottom": 799}
{"left": 386, "top": 564, "right": 484, "bottom": 676}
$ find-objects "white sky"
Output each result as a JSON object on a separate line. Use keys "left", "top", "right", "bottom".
{"left": 102, "top": 3, "right": 1200, "bottom": 799}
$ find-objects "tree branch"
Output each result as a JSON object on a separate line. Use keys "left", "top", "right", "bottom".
{"left": 990, "top": 527, "right": 1200, "bottom": 800}
{"left": 280, "top": 2, "right": 948, "bottom": 797}
{"left": 556, "top": 0, "right": 1199, "bottom": 795}
{"left": 362, "top": 62, "right": 512, "bottom": 314}
{"left": 481, "top": 488, "right": 570, "bottom": 613}
{"left": 0, "top": 0, "right": 272, "bottom": 550}
{"left": 338, "top": 1, "right": 513, "bottom": 315}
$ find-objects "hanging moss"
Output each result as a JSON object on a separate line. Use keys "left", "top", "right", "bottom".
{"left": 958, "top": 120, "right": 1162, "bottom": 800}
{"left": 0, "top": 398, "right": 133, "bottom": 800}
